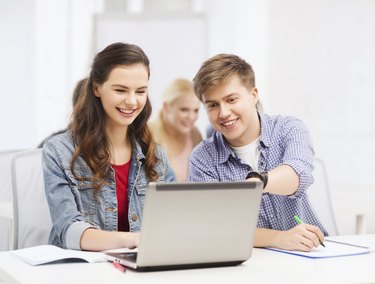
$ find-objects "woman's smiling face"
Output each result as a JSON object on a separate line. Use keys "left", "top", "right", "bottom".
{"left": 94, "top": 64, "right": 149, "bottom": 130}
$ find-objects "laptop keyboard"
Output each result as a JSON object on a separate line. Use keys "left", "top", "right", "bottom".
{"left": 122, "top": 252, "right": 137, "bottom": 262}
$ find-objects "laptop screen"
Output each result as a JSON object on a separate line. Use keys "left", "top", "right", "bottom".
{"left": 134, "top": 181, "right": 263, "bottom": 269}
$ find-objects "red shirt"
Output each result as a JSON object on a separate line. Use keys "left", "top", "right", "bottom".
{"left": 111, "top": 161, "right": 130, "bottom": 232}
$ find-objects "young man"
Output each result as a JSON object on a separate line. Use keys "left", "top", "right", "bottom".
{"left": 189, "top": 54, "right": 327, "bottom": 252}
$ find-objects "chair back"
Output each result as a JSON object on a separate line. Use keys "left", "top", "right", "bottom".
{"left": 11, "top": 149, "right": 52, "bottom": 249}
{"left": 0, "top": 149, "right": 22, "bottom": 251}
{"left": 0, "top": 150, "right": 22, "bottom": 201}
{"left": 307, "top": 157, "right": 339, "bottom": 236}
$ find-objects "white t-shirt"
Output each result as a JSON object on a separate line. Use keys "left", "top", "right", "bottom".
{"left": 231, "top": 137, "right": 260, "bottom": 171}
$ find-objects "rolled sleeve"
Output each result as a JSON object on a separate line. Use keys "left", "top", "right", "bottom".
{"left": 66, "top": 221, "right": 97, "bottom": 250}
{"left": 281, "top": 118, "right": 314, "bottom": 198}
{"left": 42, "top": 141, "right": 97, "bottom": 250}
{"left": 284, "top": 159, "right": 314, "bottom": 198}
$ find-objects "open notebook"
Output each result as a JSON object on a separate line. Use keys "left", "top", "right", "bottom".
{"left": 265, "top": 239, "right": 370, "bottom": 259}
{"left": 12, "top": 245, "right": 106, "bottom": 265}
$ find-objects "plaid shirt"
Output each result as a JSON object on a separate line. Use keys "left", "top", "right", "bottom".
{"left": 189, "top": 112, "right": 328, "bottom": 235}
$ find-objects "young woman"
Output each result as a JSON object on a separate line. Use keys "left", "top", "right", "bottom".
{"left": 149, "top": 78, "right": 202, "bottom": 181}
{"left": 42, "top": 42, "right": 176, "bottom": 251}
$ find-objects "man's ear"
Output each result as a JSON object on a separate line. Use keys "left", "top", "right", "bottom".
{"left": 251, "top": 87, "right": 259, "bottom": 104}
{"left": 93, "top": 83, "right": 100, "bottom": 97}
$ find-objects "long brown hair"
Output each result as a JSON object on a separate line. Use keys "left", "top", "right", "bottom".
{"left": 70, "top": 42, "right": 159, "bottom": 191}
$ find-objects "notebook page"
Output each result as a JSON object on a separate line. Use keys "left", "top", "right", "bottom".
{"left": 265, "top": 239, "right": 370, "bottom": 259}
{"left": 12, "top": 245, "right": 106, "bottom": 265}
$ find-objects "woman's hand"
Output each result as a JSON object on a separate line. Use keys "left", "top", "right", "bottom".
{"left": 127, "top": 232, "right": 140, "bottom": 249}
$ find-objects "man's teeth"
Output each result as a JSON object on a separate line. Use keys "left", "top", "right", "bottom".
{"left": 222, "top": 119, "right": 236, "bottom": 126}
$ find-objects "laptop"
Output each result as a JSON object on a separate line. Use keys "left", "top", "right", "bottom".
{"left": 105, "top": 181, "right": 263, "bottom": 271}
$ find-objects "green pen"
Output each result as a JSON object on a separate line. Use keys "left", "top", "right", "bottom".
{"left": 293, "top": 215, "right": 325, "bottom": 247}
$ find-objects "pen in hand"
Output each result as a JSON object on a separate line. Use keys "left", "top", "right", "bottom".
{"left": 293, "top": 215, "right": 325, "bottom": 247}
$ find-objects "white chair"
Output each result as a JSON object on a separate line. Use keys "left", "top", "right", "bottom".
{"left": 307, "top": 157, "right": 340, "bottom": 236}
{"left": 11, "top": 149, "right": 52, "bottom": 249}
{"left": 0, "top": 149, "right": 23, "bottom": 251}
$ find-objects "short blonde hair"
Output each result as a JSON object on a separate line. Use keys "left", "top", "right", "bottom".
{"left": 193, "top": 54, "right": 255, "bottom": 101}
{"left": 162, "top": 78, "right": 195, "bottom": 104}
{"left": 149, "top": 78, "right": 201, "bottom": 146}
{"left": 193, "top": 54, "right": 262, "bottom": 110}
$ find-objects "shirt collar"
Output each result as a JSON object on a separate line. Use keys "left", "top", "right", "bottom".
{"left": 214, "top": 111, "right": 270, "bottom": 164}
{"left": 213, "top": 131, "right": 239, "bottom": 164}
{"left": 132, "top": 139, "right": 146, "bottom": 161}
{"left": 258, "top": 112, "right": 271, "bottom": 149}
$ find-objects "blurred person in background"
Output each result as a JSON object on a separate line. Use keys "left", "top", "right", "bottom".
{"left": 149, "top": 78, "right": 202, "bottom": 181}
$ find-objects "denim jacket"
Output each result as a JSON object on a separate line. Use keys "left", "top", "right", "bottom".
{"left": 42, "top": 131, "right": 176, "bottom": 250}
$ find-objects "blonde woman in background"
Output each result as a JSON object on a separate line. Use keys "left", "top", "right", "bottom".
{"left": 149, "top": 78, "right": 202, "bottom": 181}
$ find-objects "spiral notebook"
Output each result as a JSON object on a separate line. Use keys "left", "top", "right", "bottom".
{"left": 265, "top": 239, "right": 370, "bottom": 259}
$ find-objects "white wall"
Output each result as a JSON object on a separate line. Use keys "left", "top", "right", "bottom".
{"left": 265, "top": 0, "right": 375, "bottom": 234}
{"left": 205, "top": 0, "right": 271, "bottom": 104}
{"left": 34, "top": 0, "right": 104, "bottom": 146}
{"left": 0, "top": 0, "right": 103, "bottom": 149}
{"left": 0, "top": 0, "right": 35, "bottom": 150}
{"left": 1, "top": 0, "right": 374, "bottom": 234}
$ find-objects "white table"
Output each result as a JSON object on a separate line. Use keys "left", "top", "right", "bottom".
{"left": 1, "top": 235, "right": 375, "bottom": 284}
